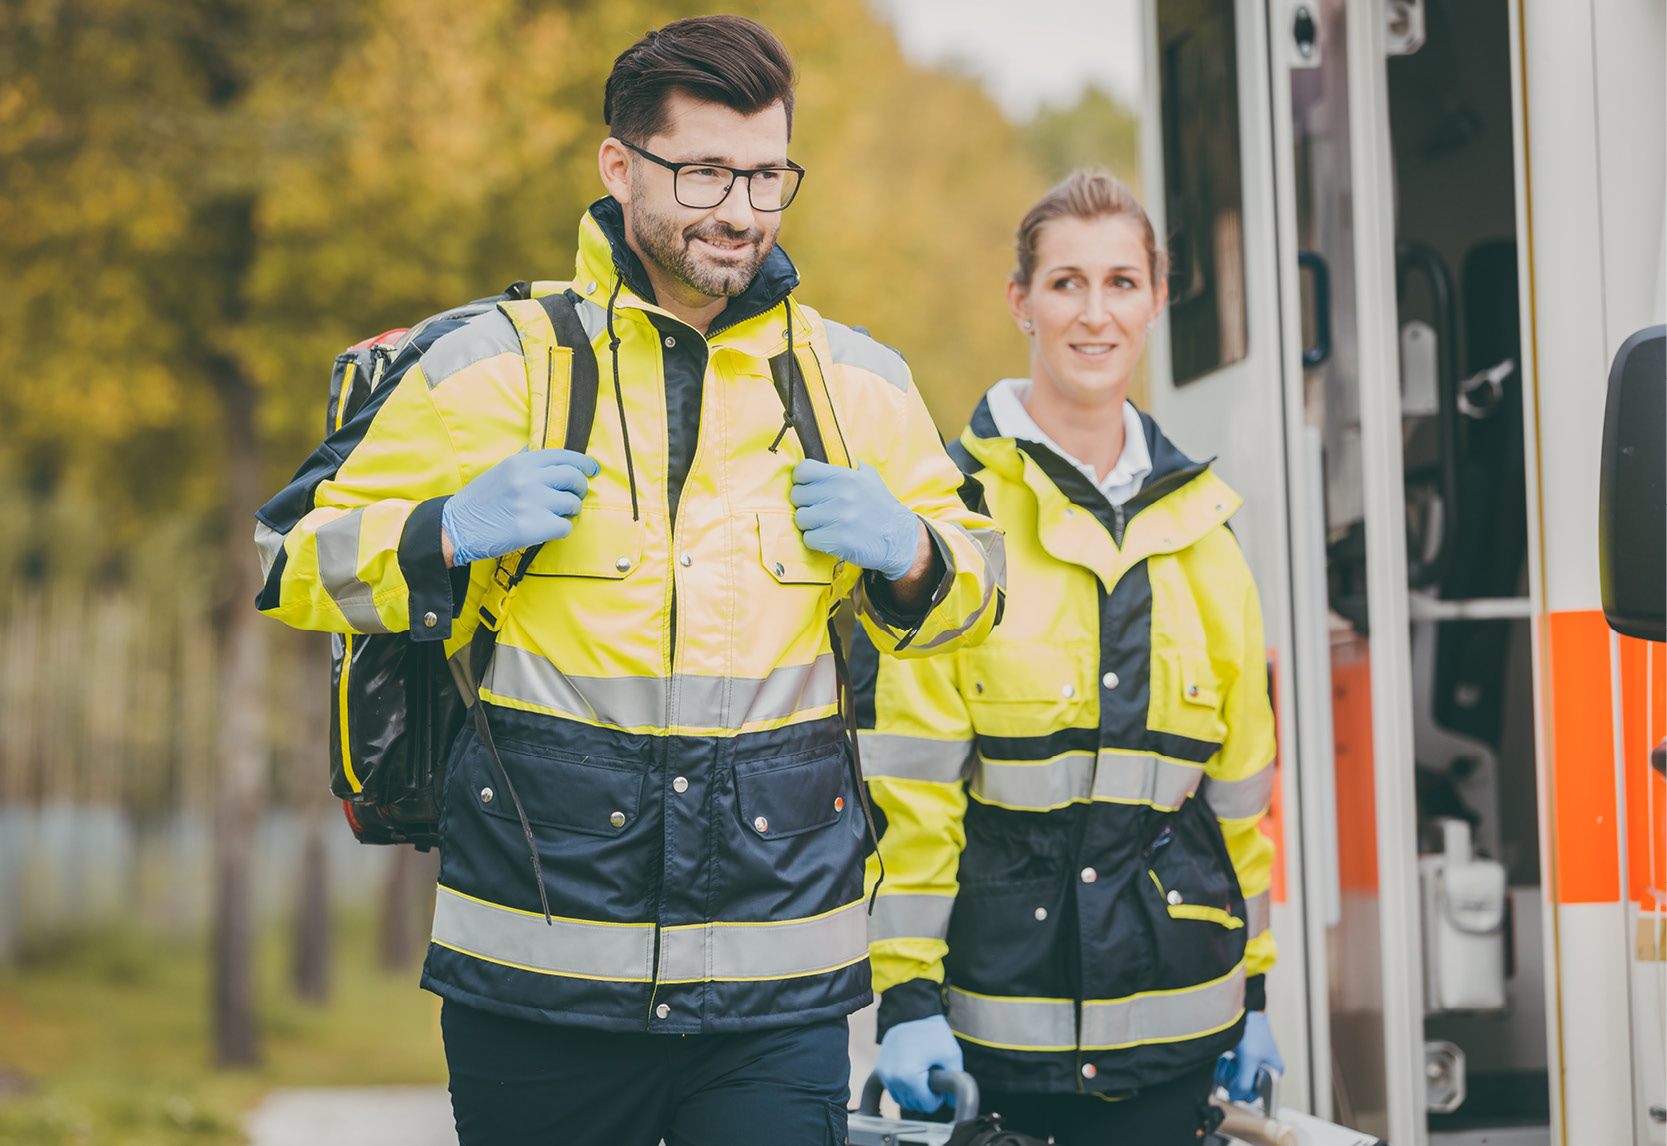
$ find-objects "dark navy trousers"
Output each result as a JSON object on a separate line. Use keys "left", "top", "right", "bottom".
{"left": 442, "top": 1001, "right": 851, "bottom": 1146}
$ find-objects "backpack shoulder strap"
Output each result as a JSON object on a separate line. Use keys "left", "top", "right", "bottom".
{"left": 767, "top": 302, "right": 851, "bottom": 469}
{"left": 497, "top": 289, "right": 599, "bottom": 455}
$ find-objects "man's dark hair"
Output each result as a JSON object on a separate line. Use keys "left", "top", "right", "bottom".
{"left": 604, "top": 16, "right": 796, "bottom": 144}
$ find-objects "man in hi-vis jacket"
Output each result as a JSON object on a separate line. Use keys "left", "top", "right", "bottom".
{"left": 254, "top": 16, "right": 1003, "bottom": 1146}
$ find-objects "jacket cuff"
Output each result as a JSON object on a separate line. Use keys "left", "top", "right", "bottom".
{"left": 1245, "top": 973, "right": 1267, "bottom": 1013}
{"left": 861, "top": 519, "right": 951, "bottom": 633}
{"left": 399, "top": 496, "right": 458, "bottom": 641}
{"left": 875, "top": 977, "right": 946, "bottom": 1041}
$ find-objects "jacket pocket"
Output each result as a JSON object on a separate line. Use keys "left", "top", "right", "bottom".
{"left": 757, "top": 511, "right": 839, "bottom": 585}
{"left": 1147, "top": 647, "right": 1227, "bottom": 747}
{"left": 1140, "top": 805, "right": 1248, "bottom": 987}
{"left": 475, "top": 737, "right": 646, "bottom": 838}
{"left": 959, "top": 640, "right": 1093, "bottom": 738}
{"left": 736, "top": 744, "right": 849, "bottom": 838}
{"left": 525, "top": 506, "right": 644, "bottom": 579}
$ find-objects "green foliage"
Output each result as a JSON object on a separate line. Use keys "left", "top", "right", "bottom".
{"left": 1023, "top": 86, "right": 1142, "bottom": 186}
{"left": 0, "top": 0, "right": 1046, "bottom": 596}
{"left": 0, "top": 918, "right": 445, "bottom": 1145}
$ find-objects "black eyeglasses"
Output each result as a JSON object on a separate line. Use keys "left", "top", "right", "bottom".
{"left": 620, "top": 140, "right": 805, "bottom": 212}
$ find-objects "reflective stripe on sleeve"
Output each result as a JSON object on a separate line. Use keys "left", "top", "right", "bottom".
{"left": 485, "top": 647, "right": 837, "bottom": 731}
{"left": 971, "top": 750, "right": 1204, "bottom": 812}
{"left": 859, "top": 733, "right": 973, "bottom": 783}
{"left": 656, "top": 900, "right": 869, "bottom": 983}
{"left": 255, "top": 522, "right": 285, "bottom": 581}
{"left": 431, "top": 885, "right": 655, "bottom": 981}
{"left": 947, "top": 988, "right": 1078, "bottom": 1051}
{"left": 868, "top": 893, "right": 955, "bottom": 944}
{"left": 905, "top": 522, "right": 1006, "bottom": 652}
{"left": 1244, "top": 889, "right": 1271, "bottom": 936}
{"left": 1201, "top": 758, "right": 1277, "bottom": 820}
{"left": 314, "top": 508, "right": 391, "bottom": 633}
{"left": 1079, "top": 961, "right": 1246, "bottom": 1049}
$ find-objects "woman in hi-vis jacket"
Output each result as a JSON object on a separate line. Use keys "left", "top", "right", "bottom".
{"left": 853, "top": 169, "right": 1281, "bottom": 1144}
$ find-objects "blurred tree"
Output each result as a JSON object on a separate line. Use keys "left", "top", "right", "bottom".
{"left": 0, "top": 0, "right": 1050, "bottom": 1064}
{"left": 1023, "top": 85, "right": 1142, "bottom": 186}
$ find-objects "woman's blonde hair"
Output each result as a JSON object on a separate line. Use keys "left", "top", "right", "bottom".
{"left": 1012, "top": 168, "right": 1168, "bottom": 290}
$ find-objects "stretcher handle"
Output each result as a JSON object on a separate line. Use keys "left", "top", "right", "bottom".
{"left": 857, "top": 1069, "right": 981, "bottom": 1125}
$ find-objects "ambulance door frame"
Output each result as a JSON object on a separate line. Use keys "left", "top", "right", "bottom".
{"left": 1135, "top": 0, "right": 1317, "bottom": 1114}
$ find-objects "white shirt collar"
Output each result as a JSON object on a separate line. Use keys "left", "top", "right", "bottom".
{"left": 985, "top": 378, "right": 1153, "bottom": 507}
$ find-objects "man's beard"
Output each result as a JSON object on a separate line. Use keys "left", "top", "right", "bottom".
{"left": 630, "top": 191, "right": 776, "bottom": 300}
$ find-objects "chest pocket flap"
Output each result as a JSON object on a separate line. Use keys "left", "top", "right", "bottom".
{"left": 757, "top": 511, "right": 838, "bottom": 585}
{"left": 526, "top": 506, "right": 643, "bottom": 579}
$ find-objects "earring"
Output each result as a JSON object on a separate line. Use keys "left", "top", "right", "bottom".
{"left": 1021, "top": 320, "right": 1033, "bottom": 332}
{"left": 1144, "top": 319, "right": 1154, "bottom": 331}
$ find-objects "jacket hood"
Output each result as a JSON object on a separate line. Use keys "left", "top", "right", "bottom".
{"left": 578, "top": 196, "right": 801, "bottom": 333}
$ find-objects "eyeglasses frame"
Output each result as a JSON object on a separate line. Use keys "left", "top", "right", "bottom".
{"left": 618, "top": 139, "right": 806, "bottom": 213}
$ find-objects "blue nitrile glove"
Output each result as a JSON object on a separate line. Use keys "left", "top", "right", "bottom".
{"left": 1218, "top": 1010, "right": 1284, "bottom": 1103}
{"left": 441, "top": 448, "right": 600, "bottom": 565}
{"left": 876, "top": 1014, "right": 963, "bottom": 1114}
{"left": 789, "top": 459, "right": 922, "bottom": 581}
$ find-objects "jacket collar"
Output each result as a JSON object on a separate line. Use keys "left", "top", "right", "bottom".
{"left": 574, "top": 197, "right": 802, "bottom": 339}
{"left": 960, "top": 387, "right": 1240, "bottom": 581}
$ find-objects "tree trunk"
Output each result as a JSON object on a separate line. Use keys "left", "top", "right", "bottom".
{"left": 211, "top": 352, "right": 268, "bottom": 1067}
{"left": 291, "top": 633, "right": 333, "bottom": 1003}
{"left": 380, "top": 846, "right": 418, "bottom": 969}
{"left": 291, "top": 797, "right": 331, "bottom": 1002}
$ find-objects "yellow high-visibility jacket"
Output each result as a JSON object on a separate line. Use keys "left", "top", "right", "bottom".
{"left": 854, "top": 393, "right": 1276, "bottom": 1095}
{"left": 255, "top": 198, "right": 1004, "bottom": 1033}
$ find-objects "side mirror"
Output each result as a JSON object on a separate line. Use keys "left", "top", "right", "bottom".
{"left": 1599, "top": 325, "right": 1666, "bottom": 641}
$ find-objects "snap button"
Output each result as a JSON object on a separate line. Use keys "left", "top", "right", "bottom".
{"left": 834, "top": 796, "right": 845, "bottom": 812}
{"left": 673, "top": 776, "right": 689, "bottom": 794}
{"left": 1081, "top": 1063, "right": 1097, "bottom": 1079}
{"left": 663, "top": 335, "right": 676, "bottom": 348}
{"left": 1080, "top": 867, "right": 1097, "bottom": 883}
{"left": 479, "top": 787, "right": 494, "bottom": 804}
{"left": 1188, "top": 684, "right": 1200, "bottom": 698}
{"left": 1102, "top": 672, "right": 1119, "bottom": 689}
{"left": 773, "top": 562, "right": 785, "bottom": 577}
{"left": 1167, "top": 889, "right": 1184, "bottom": 906}
{"left": 834, "top": 560, "right": 845, "bottom": 576}
{"left": 655, "top": 1003, "right": 670, "bottom": 1019}
{"left": 586, "top": 280, "right": 598, "bottom": 293}
{"left": 680, "top": 553, "right": 693, "bottom": 567}
{"left": 1061, "top": 684, "right": 1076, "bottom": 699}
{"left": 422, "top": 611, "right": 438, "bottom": 628}
{"left": 974, "top": 681, "right": 984, "bottom": 694}
{"left": 754, "top": 816, "right": 769, "bottom": 833}
{"left": 615, "top": 556, "right": 632, "bottom": 572}
{"left": 610, "top": 811, "right": 626, "bottom": 828}
{"left": 1063, "top": 507, "right": 1075, "bottom": 518}
{"left": 1034, "top": 907, "right": 1048, "bottom": 921}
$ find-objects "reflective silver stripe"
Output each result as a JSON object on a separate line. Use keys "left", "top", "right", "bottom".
{"left": 859, "top": 733, "right": 972, "bottom": 783}
{"left": 422, "top": 309, "right": 521, "bottom": 390}
{"left": 486, "top": 647, "right": 837, "bottom": 730}
{"left": 947, "top": 989, "right": 1076, "bottom": 1051}
{"left": 868, "top": 893, "right": 955, "bottom": 944}
{"left": 824, "top": 318, "right": 909, "bottom": 392}
{"left": 1079, "top": 962, "right": 1246, "bottom": 1049}
{"left": 971, "top": 751, "right": 1203, "bottom": 812}
{"left": 658, "top": 900, "right": 869, "bottom": 983}
{"left": 314, "top": 509, "right": 389, "bottom": 633}
{"left": 1092, "top": 752, "right": 1205, "bottom": 811}
{"left": 1245, "top": 890, "right": 1271, "bottom": 937}
{"left": 573, "top": 296, "right": 608, "bottom": 343}
{"left": 431, "top": 885, "right": 655, "bottom": 981}
{"left": 908, "top": 522, "right": 1006, "bottom": 652}
{"left": 1201, "top": 758, "right": 1277, "bottom": 820}
{"left": 973, "top": 753, "right": 1095, "bottom": 810}
{"left": 254, "top": 522, "right": 285, "bottom": 581}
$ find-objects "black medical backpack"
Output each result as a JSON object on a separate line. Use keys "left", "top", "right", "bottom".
{"left": 318, "top": 283, "right": 599, "bottom": 849}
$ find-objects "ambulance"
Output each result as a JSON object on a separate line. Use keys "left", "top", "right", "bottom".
{"left": 1133, "top": 1, "right": 1665, "bottom": 1142}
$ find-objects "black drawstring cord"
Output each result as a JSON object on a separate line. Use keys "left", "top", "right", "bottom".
{"left": 604, "top": 272, "right": 640, "bottom": 520}
{"left": 769, "top": 300, "right": 795, "bottom": 454}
